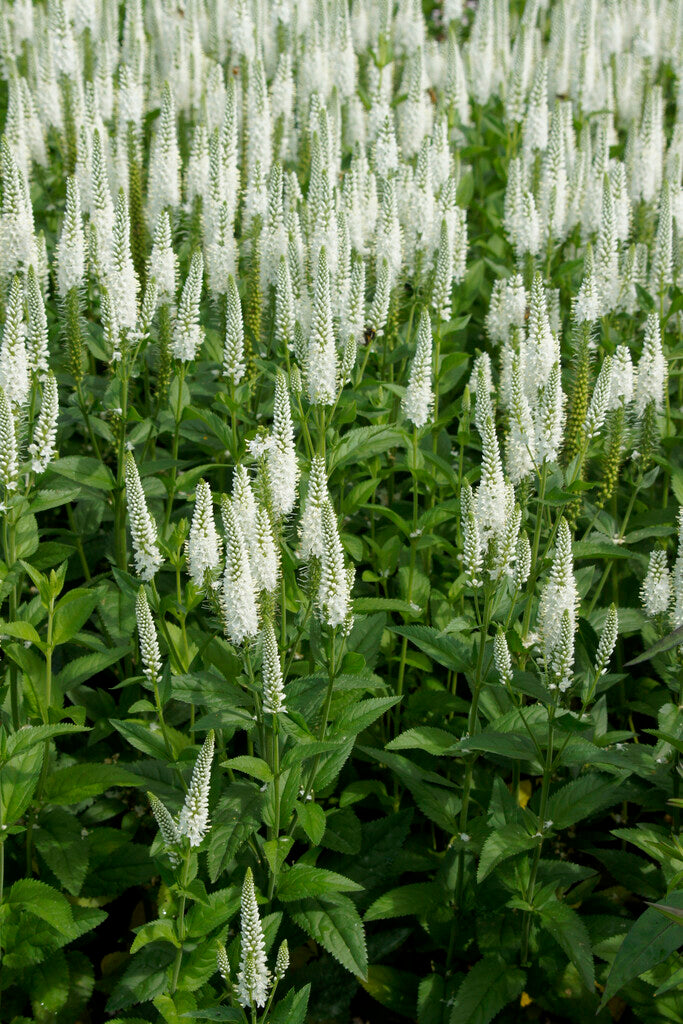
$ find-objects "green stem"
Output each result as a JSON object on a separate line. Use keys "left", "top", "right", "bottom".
{"left": 170, "top": 849, "right": 190, "bottom": 994}
{"left": 165, "top": 362, "right": 187, "bottom": 531}
{"left": 267, "top": 714, "right": 281, "bottom": 900}
{"left": 454, "top": 589, "right": 491, "bottom": 909}
{"left": 394, "top": 428, "right": 420, "bottom": 738}
{"left": 521, "top": 704, "right": 555, "bottom": 964}
{"left": 4, "top": 509, "right": 19, "bottom": 729}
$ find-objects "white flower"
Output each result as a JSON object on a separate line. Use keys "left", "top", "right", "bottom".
{"left": 402, "top": 309, "right": 434, "bottom": 429}
{"left": 125, "top": 453, "right": 163, "bottom": 581}
{"left": 28, "top": 372, "right": 59, "bottom": 472}
{"left": 237, "top": 868, "right": 270, "bottom": 1009}
{"left": 171, "top": 251, "right": 204, "bottom": 362}
{"left": 268, "top": 371, "right": 299, "bottom": 518}
{"left": 261, "top": 621, "right": 286, "bottom": 714}
{"left": 187, "top": 480, "right": 222, "bottom": 587}
{"left": 178, "top": 731, "right": 215, "bottom": 847}
{"left": 135, "top": 587, "right": 162, "bottom": 686}
{"left": 641, "top": 549, "right": 671, "bottom": 617}
{"left": 221, "top": 498, "right": 259, "bottom": 646}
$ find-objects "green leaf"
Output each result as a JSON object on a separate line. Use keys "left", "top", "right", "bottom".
{"left": 448, "top": 955, "right": 525, "bottom": 1024}
{"left": 0, "top": 619, "right": 42, "bottom": 644}
{"left": 34, "top": 808, "right": 90, "bottom": 895}
{"left": 222, "top": 755, "right": 273, "bottom": 782}
{"left": 387, "top": 726, "right": 457, "bottom": 755}
{"left": 329, "top": 426, "right": 404, "bottom": 471}
{"left": 0, "top": 742, "right": 43, "bottom": 824}
{"left": 478, "top": 824, "right": 539, "bottom": 883}
{"left": 54, "top": 647, "right": 130, "bottom": 693}
{"left": 364, "top": 882, "right": 443, "bottom": 922}
{"left": 600, "top": 890, "right": 683, "bottom": 1007}
{"left": 28, "top": 949, "right": 70, "bottom": 1016}
{"left": 110, "top": 718, "right": 176, "bottom": 760}
{"left": 48, "top": 456, "right": 116, "bottom": 491}
{"left": 547, "top": 773, "right": 623, "bottom": 830}
{"left": 180, "top": 1012, "right": 243, "bottom": 1022}
{"left": 360, "top": 964, "right": 419, "bottom": 1018}
{"left": 52, "top": 588, "right": 101, "bottom": 645}
{"left": 332, "top": 696, "right": 400, "bottom": 737}
{"left": 538, "top": 897, "right": 595, "bottom": 990}
{"left": 269, "top": 984, "right": 311, "bottom": 1024}
{"left": 277, "top": 863, "right": 363, "bottom": 901}
{"left": 295, "top": 801, "right": 326, "bottom": 845}
{"left": 390, "top": 625, "right": 471, "bottom": 672}
{"left": 45, "top": 763, "right": 143, "bottom": 804}
{"left": 625, "top": 624, "right": 683, "bottom": 666}
{"left": 7, "top": 878, "right": 74, "bottom": 933}
{"left": 207, "top": 783, "right": 264, "bottom": 883}
{"left": 130, "top": 918, "right": 179, "bottom": 953}
{"left": 288, "top": 894, "right": 368, "bottom": 978}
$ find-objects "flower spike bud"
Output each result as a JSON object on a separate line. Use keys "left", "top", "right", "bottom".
{"left": 171, "top": 250, "right": 203, "bottom": 362}
{"left": 268, "top": 371, "right": 299, "bottom": 518}
{"left": 0, "top": 385, "right": 18, "bottom": 492}
{"left": 535, "top": 362, "right": 564, "bottom": 465}
{"left": 125, "top": 451, "right": 163, "bottom": 581}
{"left": 178, "top": 730, "right": 215, "bottom": 847}
{"left": 514, "top": 530, "right": 531, "bottom": 588}
{"left": 231, "top": 465, "right": 258, "bottom": 552}
{"left": 366, "top": 257, "right": 391, "bottom": 337}
{"left": 217, "top": 944, "right": 231, "bottom": 985}
{"left": 148, "top": 792, "right": 181, "bottom": 862}
{"left": 607, "top": 346, "right": 634, "bottom": 411}
{"left": 147, "top": 82, "right": 181, "bottom": 227}
{"left": 641, "top": 549, "right": 672, "bottom": 618}
{"left": 431, "top": 219, "right": 452, "bottom": 321}
{"left": 251, "top": 506, "right": 280, "bottom": 593}
{"left": 672, "top": 509, "right": 683, "bottom": 630}
{"left": 149, "top": 211, "right": 177, "bottom": 307}
{"left": 56, "top": 176, "right": 85, "bottom": 298}
{"left": 221, "top": 497, "right": 259, "bottom": 646}
{"left": 584, "top": 355, "right": 612, "bottom": 440}
{"left": 28, "top": 371, "right": 58, "bottom": 473}
{"left": 261, "top": 620, "right": 286, "bottom": 714}
{"left": 539, "top": 518, "right": 578, "bottom": 676}
{"left": 187, "top": 479, "right": 222, "bottom": 587}
{"left": 135, "top": 587, "right": 162, "bottom": 687}
{"left": 634, "top": 313, "right": 667, "bottom": 418}
{"left": 401, "top": 309, "right": 434, "bottom": 429}
{"left": 0, "top": 277, "right": 29, "bottom": 409}
{"left": 318, "top": 498, "right": 352, "bottom": 628}
{"left": 550, "top": 607, "right": 575, "bottom": 693}
{"left": 108, "top": 190, "right": 139, "bottom": 330}
{"left": 307, "top": 247, "right": 337, "bottom": 406}
{"left": 237, "top": 868, "right": 270, "bottom": 1009}
{"left": 301, "top": 454, "right": 329, "bottom": 561}
{"left": 475, "top": 415, "right": 507, "bottom": 548}
{"left": 275, "top": 940, "right": 289, "bottom": 980}
{"left": 26, "top": 265, "right": 49, "bottom": 378}
{"left": 224, "top": 274, "right": 246, "bottom": 384}
{"left": 494, "top": 631, "right": 513, "bottom": 687}
{"left": 274, "top": 256, "right": 295, "bottom": 356}
{"left": 461, "top": 481, "right": 482, "bottom": 589}
{"left": 595, "top": 604, "right": 618, "bottom": 677}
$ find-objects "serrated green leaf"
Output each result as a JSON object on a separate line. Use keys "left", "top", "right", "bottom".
{"left": 364, "top": 882, "right": 443, "bottom": 922}
{"left": 448, "top": 955, "right": 525, "bottom": 1024}
{"left": 277, "top": 863, "right": 363, "bottom": 901}
{"left": 478, "top": 824, "right": 538, "bottom": 883}
{"left": 538, "top": 896, "right": 595, "bottom": 990}
{"left": 295, "top": 800, "right": 326, "bottom": 845}
{"left": 600, "top": 890, "right": 683, "bottom": 1007}
{"left": 45, "top": 763, "right": 143, "bottom": 804}
{"left": 288, "top": 894, "right": 368, "bottom": 978}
